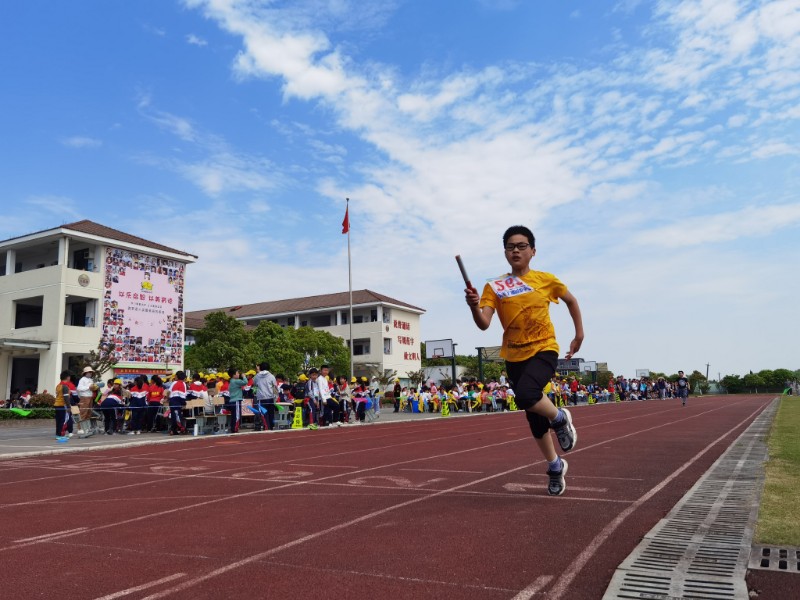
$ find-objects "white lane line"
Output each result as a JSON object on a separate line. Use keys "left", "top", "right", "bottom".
{"left": 135, "top": 397, "right": 764, "bottom": 599}
{"left": 15, "top": 527, "right": 88, "bottom": 543}
{"left": 401, "top": 468, "right": 484, "bottom": 474}
{"left": 510, "top": 575, "right": 554, "bottom": 600}
{"left": 543, "top": 400, "right": 768, "bottom": 600}
{"left": 91, "top": 573, "right": 186, "bottom": 600}
{"left": 0, "top": 421, "right": 518, "bottom": 505}
{"left": 289, "top": 464, "right": 360, "bottom": 469}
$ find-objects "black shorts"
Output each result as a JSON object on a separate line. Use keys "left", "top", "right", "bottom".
{"left": 506, "top": 351, "right": 558, "bottom": 438}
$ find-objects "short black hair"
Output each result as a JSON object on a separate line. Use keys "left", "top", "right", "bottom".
{"left": 60, "top": 370, "right": 71, "bottom": 380}
{"left": 176, "top": 371, "right": 186, "bottom": 380}
{"left": 227, "top": 368, "right": 238, "bottom": 378}
{"left": 502, "top": 225, "right": 535, "bottom": 248}
{"left": 259, "top": 362, "right": 269, "bottom": 371}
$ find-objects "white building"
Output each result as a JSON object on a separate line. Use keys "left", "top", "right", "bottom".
{"left": 185, "top": 290, "right": 425, "bottom": 380}
{"left": 0, "top": 220, "right": 196, "bottom": 397}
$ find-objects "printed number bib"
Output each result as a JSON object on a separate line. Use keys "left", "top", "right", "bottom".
{"left": 491, "top": 275, "right": 533, "bottom": 299}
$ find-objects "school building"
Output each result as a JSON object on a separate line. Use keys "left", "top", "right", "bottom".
{"left": 0, "top": 220, "right": 197, "bottom": 398}
{"left": 185, "top": 290, "right": 425, "bottom": 380}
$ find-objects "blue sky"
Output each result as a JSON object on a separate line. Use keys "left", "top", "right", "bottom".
{"left": 1, "top": 0, "right": 799, "bottom": 379}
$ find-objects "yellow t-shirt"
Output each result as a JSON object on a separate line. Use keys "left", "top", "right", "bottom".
{"left": 479, "top": 270, "right": 567, "bottom": 362}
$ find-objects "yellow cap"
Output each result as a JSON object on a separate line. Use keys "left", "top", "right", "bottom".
{"left": 351, "top": 377, "right": 357, "bottom": 383}
{"left": 113, "top": 378, "right": 123, "bottom": 385}
{"left": 298, "top": 374, "right": 308, "bottom": 382}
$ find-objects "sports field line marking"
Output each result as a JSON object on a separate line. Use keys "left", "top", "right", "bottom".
{"left": 262, "top": 557, "right": 521, "bottom": 594}
{"left": 91, "top": 573, "right": 186, "bottom": 600}
{"left": 0, "top": 430, "right": 532, "bottom": 554}
{"left": 542, "top": 399, "right": 769, "bottom": 600}
{"left": 0, "top": 420, "right": 522, "bottom": 509}
{"left": 510, "top": 575, "right": 554, "bottom": 600}
{"left": 15, "top": 527, "right": 88, "bottom": 543}
{"left": 401, "top": 468, "right": 484, "bottom": 474}
{"left": 289, "top": 463, "right": 360, "bottom": 468}
{"left": 132, "top": 397, "right": 765, "bottom": 600}
{"left": 0, "top": 418, "right": 504, "bottom": 493}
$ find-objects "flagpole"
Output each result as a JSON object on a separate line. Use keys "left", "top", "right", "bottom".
{"left": 346, "top": 198, "right": 354, "bottom": 381}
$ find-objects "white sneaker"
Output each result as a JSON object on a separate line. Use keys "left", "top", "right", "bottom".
{"left": 67, "top": 432, "right": 74, "bottom": 438}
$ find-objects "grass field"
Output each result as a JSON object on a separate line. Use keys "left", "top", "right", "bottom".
{"left": 755, "top": 396, "right": 800, "bottom": 546}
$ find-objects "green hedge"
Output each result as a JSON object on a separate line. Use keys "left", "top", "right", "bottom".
{"left": 0, "top": 408, "right": 56, "bottom": 420}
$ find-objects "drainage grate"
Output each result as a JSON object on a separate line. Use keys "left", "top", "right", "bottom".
{"left": 749, "top": 545, "right": 800, "bottom": 572}
{"left": 603, "top": 400, "right": 778, "bottom": 600}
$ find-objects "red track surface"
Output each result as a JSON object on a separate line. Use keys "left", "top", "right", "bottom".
{"left": 0, "top": 396, "right": 775, "bottom": 600}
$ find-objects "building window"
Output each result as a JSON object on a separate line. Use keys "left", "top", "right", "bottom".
{"left": 340, "top": 312, "right": 348, "bottom": 325}
{"left": 383, "top": 308, "right": 390, "bottom": 324}
{"left": 300, "top": 320, "right": 308, "bottom": 327}
{"left": 383, "top": 338, "right": 392, "bottom": 355}
{"left": 310, "top": 314, "right": 332, "bottom": 327}
{"left": 353, "top": 314, "right": 364, "bottom": 324}
{"left": 65, "top": 297, "right": 97, "bottom": 327}
{"left": 353, "top": 339, "right": 370, "bottom": 356}
{"left": 370, "top": 309, "right": 378, "bottom": 322}
{"left": 14, "top": 296, "right": 44, "bottom": 328}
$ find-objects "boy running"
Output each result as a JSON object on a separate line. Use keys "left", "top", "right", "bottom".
{"left": 464, "top": 225, "right": 584, "bottom": 496}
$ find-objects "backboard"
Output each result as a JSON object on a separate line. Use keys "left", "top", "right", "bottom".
{"left": 425, "top": 339, "right": 454, "bottom": 359}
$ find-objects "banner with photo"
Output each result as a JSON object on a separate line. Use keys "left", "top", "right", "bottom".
{"left": 101, "top": 246, "right": 185, "bottom": 366}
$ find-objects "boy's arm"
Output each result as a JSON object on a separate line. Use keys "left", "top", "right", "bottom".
{"left": 464, "top": 287, "right": 494, "bottom": 330}
{"left": 559, "top": 290, "right": 584, "bottom": 359}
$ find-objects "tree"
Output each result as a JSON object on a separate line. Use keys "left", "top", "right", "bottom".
{"left": 406, "top": 369, "right": 426, "bottom": 388}
{"left": 185, "top": 312, "right": 255, "bottom": 373}
{"left": 688, "top": 370, "right": 706, "bottom": 393}
{"left": 291, "top": 326, "right": 349, "bottom": 377}
{"left": 83, "top": 341, "right": 118, "bottom": 379}
{"left": 596, "top": 371, "right": 614, "bottom": 388}
{"left": 720, "top": 374, "right": 743, "bottom": 393}
{"left": 251, "top": 321, "right": 304, "bottom": 378}
{"left": 742, "top": 372, "right": 765, "bottom": 392}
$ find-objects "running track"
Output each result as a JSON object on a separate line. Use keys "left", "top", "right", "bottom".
{"left": 0, "top": 395, "right": 774, "bottom": 600}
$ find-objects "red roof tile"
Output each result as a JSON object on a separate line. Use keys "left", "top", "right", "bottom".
{"left": 186, "top": 289, "right": 424, "bottom": 327}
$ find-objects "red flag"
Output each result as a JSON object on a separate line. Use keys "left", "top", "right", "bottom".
{"left": 342, "top": 205, "right": 350, "bottom": 234}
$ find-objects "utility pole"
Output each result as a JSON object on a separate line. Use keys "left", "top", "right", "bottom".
{"left": 706, "top": 363, "right": 710, "bottom": 381}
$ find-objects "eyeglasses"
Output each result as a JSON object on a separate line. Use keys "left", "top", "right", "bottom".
{"left": 504, "top": 242, "right": 531, "bottom": 252}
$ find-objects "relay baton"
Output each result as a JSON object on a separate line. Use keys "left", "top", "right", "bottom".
{"left": 455, "top": 255, "right": 474, "bottom": 291}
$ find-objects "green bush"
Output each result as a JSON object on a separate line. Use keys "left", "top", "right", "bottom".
{"left": 30, "top": 393, "right": 55, "bottom": 408}
{"left": 0, "top": 408, "right": 55, "bottom": 420}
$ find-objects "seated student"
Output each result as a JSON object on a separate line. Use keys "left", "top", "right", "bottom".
{"left": 304, "top": 368, "right": 327, "bottom": 430}
{"left": 419, "top": 386, "right": 432, "bottom": 412}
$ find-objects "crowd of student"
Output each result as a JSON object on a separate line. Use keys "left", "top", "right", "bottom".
{"left": 38, "top": 364, "right": 693, "bottom": 442}
{"left": 547, "top": 372, "right": 691, "bottom": 405}
{"left": 394, "top": 378, "right": 518, "bottom": 414}
{"left": 50, "top": 363, "right": 389, "bottom": 441}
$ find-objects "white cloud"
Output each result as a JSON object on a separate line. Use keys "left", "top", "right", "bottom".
{"left": 186, "top": 33, "right": 208, "bottom": 46}
{"left": 175, "top": 0, "right": 800, "bottom": 375}
{"left": 24, "top": 195, "right": 81, "bottom": 220}
{"left": 632, "top": 203, "right": 800, "bottom": 247}
{"left": 60, "top": 136, "right": 102, "bottom": 149}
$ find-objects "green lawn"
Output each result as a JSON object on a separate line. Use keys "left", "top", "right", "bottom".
{"left": 755, "top": 396, "right": 800, "bottom": 545}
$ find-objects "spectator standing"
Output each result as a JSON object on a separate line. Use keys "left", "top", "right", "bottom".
{"left": 677, "top": 370, "right": 690, "bottom": 406}
{"left": 253, "top": 362, "right": 278, "bottom": 430}
{"left": 54, "top": 370, "right": 75, "bottom": 440}
{"left": 76, "top": 366, "right": 98, "bottom": 436}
